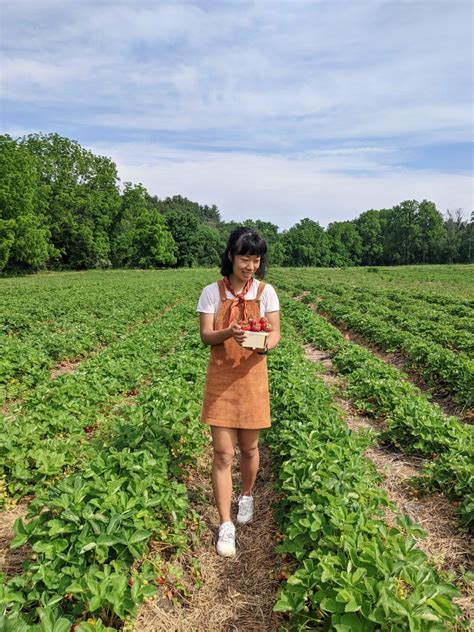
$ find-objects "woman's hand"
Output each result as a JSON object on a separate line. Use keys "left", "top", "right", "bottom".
{"left": 228, "top": 323, "right": 246, "bottom": 346}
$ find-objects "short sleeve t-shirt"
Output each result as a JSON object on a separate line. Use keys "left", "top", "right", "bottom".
{"left": 196, "top": 279, "right": 279, "bottom": 322}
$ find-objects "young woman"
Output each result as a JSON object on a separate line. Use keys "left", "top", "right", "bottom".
{"left": 196, "top": 227, "right": 280, "bottom": 557}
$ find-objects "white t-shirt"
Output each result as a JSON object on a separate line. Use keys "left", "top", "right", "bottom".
{"left": 196, "top": 279, "right": 279, "bottom": 322}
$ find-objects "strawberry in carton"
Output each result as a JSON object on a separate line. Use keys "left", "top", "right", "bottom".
{"left": 241, "top": 316, "right": 271, "bottom": 350}
{"left": 259, "top": 316, "right": 272, "bottom": 333}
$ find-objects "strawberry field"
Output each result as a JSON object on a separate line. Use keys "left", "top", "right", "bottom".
{"left": 0, "top": 266, "right": 472, "bottom": 631}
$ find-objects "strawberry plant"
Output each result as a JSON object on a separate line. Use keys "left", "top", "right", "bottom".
{"left": 283, "top": 295, "right": 474, "bottom": 528}
{"left": 264, "top": 317, "right": 468, "bottom": 630}
{"left": 0, "top": 295, "right": 212, "bottom": 629}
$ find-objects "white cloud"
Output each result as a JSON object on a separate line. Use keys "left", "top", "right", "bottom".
{"left": 2, "top": 0, "right": 471, "bottom": 144}
{"left": 88, "top": 141, "right": 474, "bottom": 230}
{"left": 1, "top": 0, "right": 472, "bottom": 227}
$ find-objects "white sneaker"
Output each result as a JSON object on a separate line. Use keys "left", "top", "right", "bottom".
{"left": 237, "top": 495, "right": 254, "bottom": 525}
{"left": 216, "top": 521, "right": 236, "bottom": 557}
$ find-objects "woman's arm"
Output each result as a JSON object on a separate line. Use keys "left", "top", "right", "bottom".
{"left": 199, "top": 313, "right": 246, "bottom": 346}
{"left": 263, "top": 310, "right": 280, "bottom": 351}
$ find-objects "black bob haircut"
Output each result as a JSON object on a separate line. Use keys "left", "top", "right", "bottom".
{"left": 220, "top": 227, "right": 268, "bottom": 278}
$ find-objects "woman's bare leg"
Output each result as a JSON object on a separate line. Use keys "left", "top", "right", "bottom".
{"left": 237, "top": 428, "right": 260, "bottom": 496}
{"left": 210, "top": 426, "right": 237, "bottom": 523}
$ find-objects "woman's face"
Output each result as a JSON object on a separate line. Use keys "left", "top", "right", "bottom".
{"left": 232, "top": 253, "right": 261, "bottom": 282}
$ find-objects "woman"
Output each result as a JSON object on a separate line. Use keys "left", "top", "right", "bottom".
{"left": 196, "top": 227, "right": 281, "bottom": 556}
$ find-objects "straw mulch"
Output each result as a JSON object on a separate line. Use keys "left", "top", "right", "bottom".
{"left": 302, "top": 344, "right": 474, "bottom": 624}
{"left": 314, "top": 305, "right": 466, "bottom": 420}
{"left": 0, "top": 497, "right": 32, "bottom": 578}
{"left": 293, "top": 293, "right": 467, "bottom": 420}
{"left": 134, "top": 438, "right": 290, "bottom": 632}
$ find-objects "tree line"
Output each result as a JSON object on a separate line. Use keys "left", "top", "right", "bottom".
{"left": 0, "top": 132, "right": 472, "bottom": 273}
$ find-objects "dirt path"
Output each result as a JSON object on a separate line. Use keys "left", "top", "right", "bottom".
{"left": 296, "top": 293, "right": 469, "bottom": 421}
{"left": 303, "top": 343, "right": 473, "bottom": 623}
{"left": 135, "top": 438, "right": 289, "bottom": 632}
{"left": 0, "top": 497, "right": 32, "bottom": 578}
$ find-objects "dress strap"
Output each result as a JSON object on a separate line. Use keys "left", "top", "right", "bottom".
{"left": 217, "top": 279, "right": 227, "bottom": 302}
{"left": 256, "top": 281, "right": 266, "bottom": 301}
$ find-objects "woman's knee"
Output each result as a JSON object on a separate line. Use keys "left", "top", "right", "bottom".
{"left": 213, "top": 447, "right": 235, "bottom": 468}
{"left": 240, "top": 444, "right": 259, "bottom": 460}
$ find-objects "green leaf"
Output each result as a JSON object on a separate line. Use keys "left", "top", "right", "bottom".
{"left": 128, "top": 529, "right": 151, "bottom": 544}
{"left": 320, "top": 597, "right": 345, "bottom": 613}
{"left": 79, "top": 541, "right": 96, "bottom": 553}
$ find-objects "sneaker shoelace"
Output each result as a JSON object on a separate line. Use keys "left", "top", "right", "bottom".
{"left": 219, "top": 524, "right": 235, "bottom": 542}
{"left": 239, "top": 496, "right": 253, "bottom": 512}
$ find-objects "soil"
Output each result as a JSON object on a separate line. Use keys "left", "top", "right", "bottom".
{"left": 134, "top": 439, "right": 290, "bottom": 632}
{"left": 302, "top": 342, "right": 473, "bottom": 624}
{"left": 0, "top": 497, "right": 32, "bottom": 579}
{"left": 319, "top": 304, "right": 468, "bottom": 420}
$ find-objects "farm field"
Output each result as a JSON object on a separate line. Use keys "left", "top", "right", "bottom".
{"left": 0, "top": 267, "right": 472, "bottom": 631}
{"left": 268, "top": 265, "right": 474, "bottom": 411}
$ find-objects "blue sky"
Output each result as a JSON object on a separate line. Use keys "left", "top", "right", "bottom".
{"left": 1, "top": 0, "right": 472, "bottom": 229}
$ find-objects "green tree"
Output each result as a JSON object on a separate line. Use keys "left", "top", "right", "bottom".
{"left": 384, "top": 200, "right": 421, "bottom": 265}
{"left": 281, "top": 218, "right": 330, "bottom": 266}
{"left": 0, "top": 135, "right": 53, "bottom": 271}
{"left": 354, "top": 209, "right": 386, "bottom": 266}
{"left": 462, "top": 210, "right": 474, "bottom": 263}
{"left": 112, "top": 183, "right": 176, "bottom": 268}
{"left": 20, "top": 133, "right": 121, "bottom": 268}
{"left": 415, "top": 200, "right": 446, "bottom": 263}
{"left": 442, "top": 208, "right": 472, "bottom": 263}
{"left": 195, "top": 224, "right": 224, "bottom": 267}
{"left": 157, "top": 195, "right": 226, "bottom": 267}
{"left": 326, "top": 220, "right": 363, "bottom": 266}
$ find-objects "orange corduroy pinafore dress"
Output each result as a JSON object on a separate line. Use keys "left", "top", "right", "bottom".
{"left": 200, "top": 279, "right": 271, "bottom": 429}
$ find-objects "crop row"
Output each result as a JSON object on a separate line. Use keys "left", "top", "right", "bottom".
{"left": 0, "top": 303, "right": 210, "bottom": 630}
{"left": 314, "top": 288, "right": 473, "bottom": 350}
{"left": 276, "top": 265, "right": 474, "bottom": 310}
{"left": 269, "top": 269, "right": 474, "bottom": 332}
{"left": 270, "top": 272, "right": 473, "bottom": 407}
{"left": 265, "top": 317, "right": 468, "bottom": 631}
{"left": 315, "top": 292, "right": 473, "bottom": 355}
{"left": 283, "top": 296, "right": 474, "bottom": 529}
{"left": 0, "top": 299, "right": 204, "bottom": 504}
{"left": 0, "top": 270, "right": 215, "bottom": 402}
{"left": 316, "top": 297, "right": 473, "bottom": 408}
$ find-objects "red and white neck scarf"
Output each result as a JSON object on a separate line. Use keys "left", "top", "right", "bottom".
{"left": 222, "top": 276, "right": 253, "bottom": 325}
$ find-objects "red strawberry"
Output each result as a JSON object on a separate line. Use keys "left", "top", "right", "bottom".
{"left": 259, "top": 317, "right": 267, "bottom": 324}
{"left": 248, "top": 317, "right": 256, "bottom": 325}
{"left": 262, "top": 323, "right": 272, "bottom": 332}
{"left": 156, "top": 576, "right": 166, "bottom": 585}
{"left": 84, "top": 426, "right": 93, "bottom": 433}
{"left": 128, "top": 578, "right": 134, "bottom": 586}
{"left": 240, "top": 322, "right": 251, "bottom": 331}
{"left": 251, "top": 323, "right": 261, "bottom": 332}
{"left": 277, "top": 570, "right": 289, "bottom": 582}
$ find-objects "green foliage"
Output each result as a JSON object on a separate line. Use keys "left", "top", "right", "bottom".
{"left": 0, "top": 273, "right": 216, "bottom": 499}
{"left": 281, "top": 291, "right": 474, "bottom": 528}
{"left": 0, "top": 276, "right": 212, "bottom": 629}
{"left": 270, "top": 267, "right": 474, "bottom": 407}
{"left": 0, "top": 135, "right": 53, "bottom": 271}
{"left": 326, "top": 221, "right": 363, "bottom": 267}
{"left": 0, "top": 268, "right": 471, "bottom": 631}
{"left": 20, "top": 133, "right": 122, "bottom": 270}
{"left": 111, "top": 183, "right": 176, "bottom": 268}
{"left": 266, "top": 321, "right": 467, "bottom": 630}
{"left": 281, "top": 218, "right": 331, "bottom": 267}
{"left": 2, "top": 132, "right": 472, "bottom": 274}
